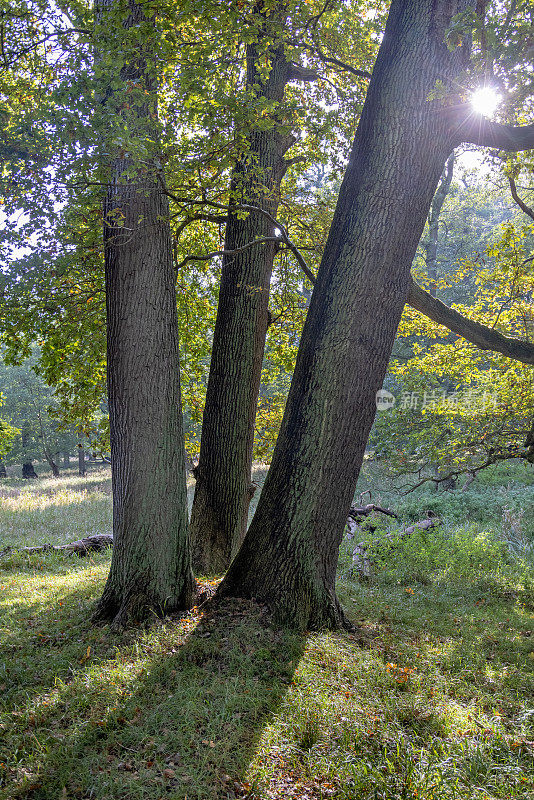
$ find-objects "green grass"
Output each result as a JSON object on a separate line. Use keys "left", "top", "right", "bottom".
{"left": 0, "top": 466, "right": 533, "bottom": 799}
{"left": 0, "top": 467, "right": 113, "bottom": 549}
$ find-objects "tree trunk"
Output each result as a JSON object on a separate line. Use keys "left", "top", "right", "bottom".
{"left": 524, "top": 419, "right": 534, "bottom": 464}
{"left": 63, "top": 451, "right": 70, "bottom": 467}
{"left": 48, "top": 458, "right": 60, "bottom": 478}
{"left": 42, "top": 445, "right": 60, "bottom": 477}
{"left": 22, "top": 462, "right": 38, "bottom": 479}
{"left": 78, "top": 444, "right": 86, "bottom": 477}
{"left": 0, "top": 462, "right": 6, "bottom": 478}
{"left": 423, "top": 153, "right": 454, "bottom": 296}
{"left": 189, "top": 17, "right": 295, "bottom": 573}
{"left": 219, "top": 0, "right": 473, "bottom": 629}
{"left": 92, "top": 0, "right": 193, "bottom": 627}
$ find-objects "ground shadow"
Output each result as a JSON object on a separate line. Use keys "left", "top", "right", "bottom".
{"left": 1, "top": 576, "right": 306, "bottom": 800}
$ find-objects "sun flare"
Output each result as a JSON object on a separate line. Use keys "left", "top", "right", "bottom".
{"left": 471, "top": 87, "right": 501, "bottom": 117}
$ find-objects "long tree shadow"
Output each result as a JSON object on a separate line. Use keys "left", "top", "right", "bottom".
{"left": 1, "top": 576, "right": 306, "bottom": 800}
{"left": 4, "top": 556, "right": 534, "bottom": 800}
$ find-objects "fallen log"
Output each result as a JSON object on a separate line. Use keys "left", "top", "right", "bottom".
{"left": 403, "top": 515, "right": 439, "bottom": 535}
{"left": 346, "top": 503, "right": 398, "bottom": 537}
{"left": 348, "top": 503, "right": 398, "bottom": 520}
{"left": 1, "top": 534, "right": 113, "bottom": 558}
{"left": 351, "top": 513, "right": 440, "bottom": 579}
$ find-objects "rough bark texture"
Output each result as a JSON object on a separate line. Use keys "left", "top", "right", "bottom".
{"left": 92, "top": 0, "right": 193, "bottom": 627}
{"left": 189, "top": 17, "right": 295, "bottom": 574}
{"left": 219, "top": 0, "right": 476, "bottom": 629}
{"left": 451, "top": 113, "right": 534, "bottom": 151}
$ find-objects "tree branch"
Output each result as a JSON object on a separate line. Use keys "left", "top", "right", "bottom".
{"left": 279, "top": 240, "right": 316, "bottom": 284}
{"left": 175, "top": 237, "right": 280, "bottom": 271}
{"left": 287, "top": 63, "right": 320, "bottom": 82}
{"left": 450, "top": 106, "right": 534, "bottom": 151}
{"left": 508, "top": 175, "right": 534, "bottom": 221}
{"left": 293, "top": 247, "right": 534, "bottom": 366}
{"left": 401, "top": 449, "right": 525, "bottom": 494}
{"left": 173, "top": 213, "right": 226, "bottom": 240}
{"left": 407, "top": 277, "right": 534, "bottom": 364}
{"left": 298, "top": 39, "right": 372, "bottom": 79}
{"left": 163, "top": 187, "right": 318, "bottom": 282}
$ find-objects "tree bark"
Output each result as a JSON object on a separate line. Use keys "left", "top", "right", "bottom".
{"left": 218, "top": 0, "right": 487, "bottom": 629}
{"left": 47, "top": 457, "right": 60, "bottom": 478}
{"left": 525, "top": 419, "right": 534, "bottom": 464}
{"left": 189, "top": 13, "right": 295, "bottom": 574}
{"left": 42, "top": 445, "right": 60, "bottom": 477}
{"left": 0, "top": 462, "right": 6, "bottom": 478}
{"left": 63, "top": 451, "right": 70, "bottom": 467}
{"left": 92, "top": 0, "right": 193, "bottom": 627}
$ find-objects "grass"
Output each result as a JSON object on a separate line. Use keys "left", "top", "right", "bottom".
{"left": 0, "top": 463, "right": 271, "bottom": 551}
{"left": 0, "top": 467, "right": 113, "bottom": 549}
{"left": 0, "top": 464, "right": 533, "bottom": 799}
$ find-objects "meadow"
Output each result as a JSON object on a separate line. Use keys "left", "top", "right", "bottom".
{"left": 0, "top": 462, "right": 533, "bottom": 799}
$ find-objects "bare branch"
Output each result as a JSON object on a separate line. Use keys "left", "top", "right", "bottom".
{"left": 298, "top": 39, "right": 372, "bottom": 80}
{"left": 508, "top": 175, "right": 534, "bottom": 221}
{"left": 163, "top": 186, "right": 319, "bottom": 283}
{"left": 280, "top": 241, "right": 316, "bottom": 284}
{"left": 175, "top": 237, "right": 279, "bottom": 270}
{"left": 173, "top": 213, "right": 226, "bottom": 240}
{"left": 401, "top": 450, "right": 524, "bottom": 494}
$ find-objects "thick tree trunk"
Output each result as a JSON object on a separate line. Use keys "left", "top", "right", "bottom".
{"left": 219, "top": 0, "right": 472, "bottom": 629}
{"left": 92, "top": 0, "right": 193, "bottom": 627}
{"left": 189, "top": 22, "right": 294, "bottom": 573}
